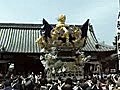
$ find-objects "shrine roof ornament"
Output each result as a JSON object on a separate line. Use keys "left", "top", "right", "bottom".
{"left": 36, "top": 14, "right": 89, "bottom": 52}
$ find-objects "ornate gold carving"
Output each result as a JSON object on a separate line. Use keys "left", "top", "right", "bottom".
{"left": 36, "top": 14, "right": 89, "bottom": 51}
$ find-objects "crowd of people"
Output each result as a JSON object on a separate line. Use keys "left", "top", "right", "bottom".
{"left": 1, "top": 71, "right": 120, "bottom": 90}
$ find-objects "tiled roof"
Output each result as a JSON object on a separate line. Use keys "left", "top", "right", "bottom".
{"left": 0, "top": 23, "right": 115, "bottom": 53}
{"left": 82, "top": 25, "right": 115, "bottom": 52}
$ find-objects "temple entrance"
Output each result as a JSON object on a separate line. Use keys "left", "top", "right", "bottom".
{"left": 13, "top": 55, "right": 44, "bottom": 75}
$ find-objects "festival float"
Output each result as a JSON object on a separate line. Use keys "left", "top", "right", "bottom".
{"left": 36, "top": 14, "right": 89, "bottom": 79}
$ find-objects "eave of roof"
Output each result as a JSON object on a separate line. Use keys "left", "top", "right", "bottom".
{"left": 0, "top": 23, "right": 42, "bottom": 29}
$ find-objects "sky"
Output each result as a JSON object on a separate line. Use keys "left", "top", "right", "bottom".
{"left": 0, "top": 0, "right": 119, "bottom": 45}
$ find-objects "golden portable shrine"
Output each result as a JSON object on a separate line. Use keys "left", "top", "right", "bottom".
{"left": 36, "top": 14, "right": 89, "bottom": 79}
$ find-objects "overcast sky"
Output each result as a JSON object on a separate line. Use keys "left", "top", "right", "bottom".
{"left": 0, "top": 0, "right": 119, "bottom": 45}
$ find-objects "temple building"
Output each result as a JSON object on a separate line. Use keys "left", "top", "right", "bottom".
{"left": 0, "top": 22, "right": 116, "bottom": 77}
